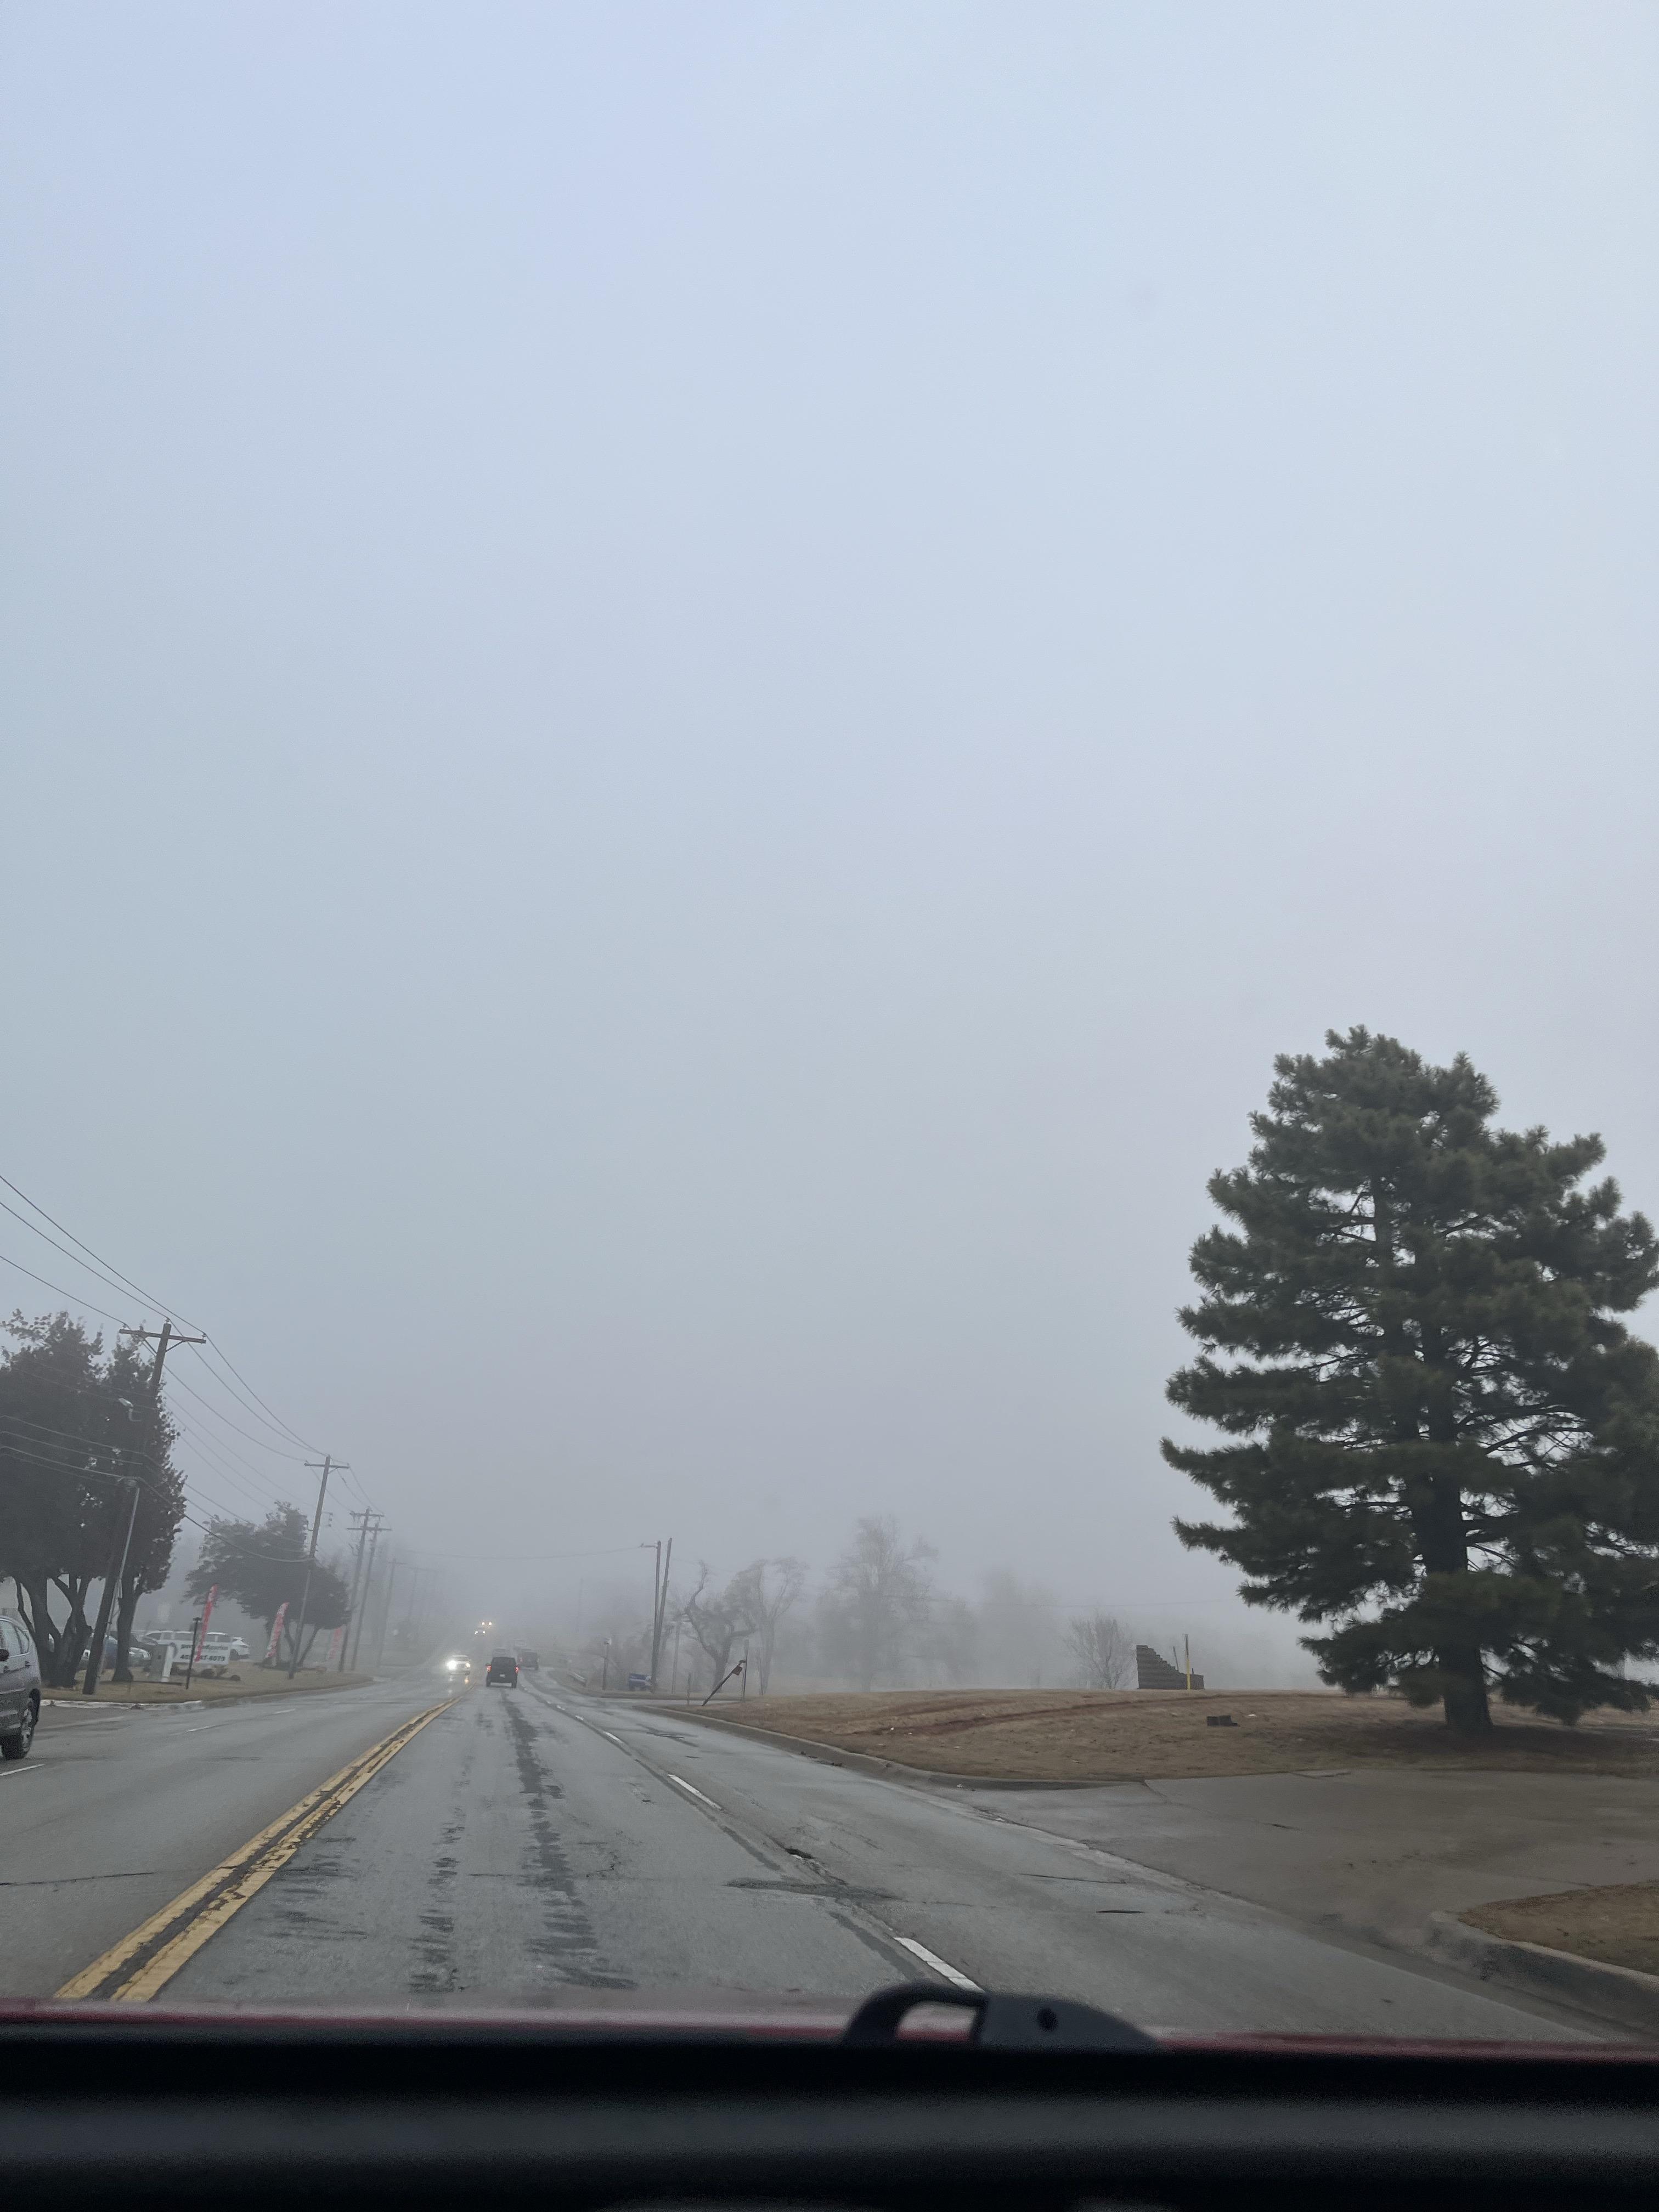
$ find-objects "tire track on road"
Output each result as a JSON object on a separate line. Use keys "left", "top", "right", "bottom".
{"left": 503, "top": 1692, "right": 633, "bottom": 1990}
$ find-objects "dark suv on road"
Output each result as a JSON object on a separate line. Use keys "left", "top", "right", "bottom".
{"left": 484, "top": 1652, "right": 519, "bottom": 1688}
{"left": 0, "top": 1609, "right": 41, "bottom": 1760}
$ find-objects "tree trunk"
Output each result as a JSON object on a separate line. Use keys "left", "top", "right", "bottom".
{"left": 43, "top": 1574, "right": 92, "bottom": 1686}
{"left": 1441, "top": 1647, "right": 1492, "bottom": 1733}
{"left": 20, "top": 1573, "right": 64, "bottom": 1684}
{"left": 113, "top": 1577, "right": 142, "bottom": 1683}
{"left": 1416, "top": 1322, "right": 1493, "bottom": 1734}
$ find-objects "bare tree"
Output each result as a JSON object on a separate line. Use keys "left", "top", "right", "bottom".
{"left": 977, "top": 1570, "right": 1064, "bottom": 1686}
{"left": 572, "top": 1584, "right": 652, "bottom": 1688}
{"left": 1065, "top": 1610, "right": 1134, "bottom": 1689}
{"left": 725, "top": 1556, "right": 807, "bottom": 1695}
{"left": 676, "top": 1562, "right": 758, "bottom": 1686}
{"left": 819, "top": 1516, "right": 935, "bottom": 1690}
{"left": 919, "top": 1593, "right": 978, "bottom": 1685}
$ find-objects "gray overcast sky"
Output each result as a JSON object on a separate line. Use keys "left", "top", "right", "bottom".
{"left": 3, "top": 3, "right": 1657, "bottom": 1660}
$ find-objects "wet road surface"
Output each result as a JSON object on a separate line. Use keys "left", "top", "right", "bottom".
{"left": 149, "top": 1674, "right": 1600, "bottom": 2039}
{"left": 0, "top": 1672, "right": 438, "bottom": 1997}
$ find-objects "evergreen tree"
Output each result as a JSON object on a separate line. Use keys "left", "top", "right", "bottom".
{"left": 188, "top": 1503, "right": 351, "bottom": 1667}
{"left": 1164, "top": 1028, "right": 1659, "bottom": 1732}
{"left": 0, "top": 1312, "right": 184, "bottom": 1685}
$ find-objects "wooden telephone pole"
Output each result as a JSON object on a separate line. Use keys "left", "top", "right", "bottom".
{"left": 82, "top": 1318, "right": 205, "bottom": 1696}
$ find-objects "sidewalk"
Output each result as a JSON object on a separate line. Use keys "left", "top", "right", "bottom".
{"left": 968, "top": 1767, "right": 1659, "bottom": 1955}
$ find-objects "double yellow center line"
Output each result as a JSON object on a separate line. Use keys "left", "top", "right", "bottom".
{"left": 57, "top": 1697, "right": 458, "bottom": 2003}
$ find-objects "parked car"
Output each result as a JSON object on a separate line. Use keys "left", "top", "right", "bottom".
{"left": 517, "top": 1649, "right": 540, "bottom": 1672}
{"left": 626, "top": 1671, "right": 650, "bottom": 1692}
{"left": 484, "top": 1652, "right": 519, "bottom": 1688}
{"left": 0, "top": 1609, "right": 41, "bottom": 1760}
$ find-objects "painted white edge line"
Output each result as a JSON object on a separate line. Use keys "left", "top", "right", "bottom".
{"left": 601, "top": 1731, "right": 624, "bottom": 1745}
{"left": 894, "top": 1935, "right": 980, "bottom": 1991}
{"left": 668, "top": 1773, "right": 718, "bottom": 1809}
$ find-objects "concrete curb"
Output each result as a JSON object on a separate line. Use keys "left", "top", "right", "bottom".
{"left": 1426, "top": 1910, "right": 1659, "bottom": 2040}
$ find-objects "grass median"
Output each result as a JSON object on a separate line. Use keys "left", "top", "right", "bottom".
{"left": 684, "top": 1686, "right": 1659, "bottom": 1782}
{"left": 1465, "top": 1883, "right": 1659, "bottom": 1978}
{"left": 46, "top": 1668, "right": 377, "bottom": 1707}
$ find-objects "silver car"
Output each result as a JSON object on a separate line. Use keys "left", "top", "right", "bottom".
{"left": 0, "top": 1610, "right": 41, "bottom": 1760}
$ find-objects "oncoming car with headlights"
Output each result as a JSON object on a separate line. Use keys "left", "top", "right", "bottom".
{"left": 441, "top": 1655, "right": 472, "bottom": 1687}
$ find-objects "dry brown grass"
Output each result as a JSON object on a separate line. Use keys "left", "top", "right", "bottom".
{"left": 691, "top": 1687, "right": 1659, "bottom": 1782}
{"left": 1466, "top": 1882, "right": 1659, "bottom": 1978}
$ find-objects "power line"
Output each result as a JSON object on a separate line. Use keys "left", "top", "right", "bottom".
{"left": 0, "top": 1172, "right": 201, "bottom": 1329}
{"left": 1, "top": 1443, "right": 314, "bottom": 1566}
{"left": 165, "top": 1372, "right": 310, "bottom": 1459}
{"left": 167, "top": 1407, "right": 292, "bottom": 1494}
{"left": 0, "top": 1250, "right": 129, "bottom": 1328}
{"left": 0, "top": 1329, "right": 329, "bottom": 1530}
{"left": 169, "top": 1425, "right": 287, "bottom": 1515}
{"left": 402, "top": 1542, "right": 655, "bottom": 1562}
{"left": 178, "top": 1339, "right": 324, "bottom": 1456}
{"left": 193, "top": 1338, "right": 323, "bottom": 1456}
{"left": 0, "top": 1198, "right": 166, "bottom": 1316}
{"left": 1, "top": 1171, "right": 329, "bottom": 1470}
{"left": 0, "top": 1371, "right": 286, "bottom": 1518}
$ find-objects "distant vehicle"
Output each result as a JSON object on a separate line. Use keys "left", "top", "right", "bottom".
{"left": 626, "top": 1671, "right": 650, "bottom": 1692}
{"left": 442, "top": 1655, "right": 472, "bottom": 1683}
{"left": 485, "top": 1652, "right": 519, "bottom": 1688}
{"left": 225, "top": 1637, "right": 250, "bottom": 1659}
{"left": 517, "top": 1650, "right": 540, "bottom": 1671}
{"left": 0, "top": 1610, "right": 41, "bottom": 1759}
{"left": 102, "top": 1638, "right": 153, "bottom": 1670}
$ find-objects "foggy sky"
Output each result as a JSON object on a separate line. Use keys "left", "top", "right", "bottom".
{"left": 4, "top": 3, "right": 1658, "bottom": 1673}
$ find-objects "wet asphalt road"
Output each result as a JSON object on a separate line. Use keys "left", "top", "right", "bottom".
{"left": 0, "top": 1672, "right": 440, "bottom": 1997}
{"left": 141, "top": 1674, "right": 1593, "bottom": 2038}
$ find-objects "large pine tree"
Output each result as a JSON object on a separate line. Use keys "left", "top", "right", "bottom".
{"left": 1164, "top": 1028, "right": 1659, "bottom": 1732}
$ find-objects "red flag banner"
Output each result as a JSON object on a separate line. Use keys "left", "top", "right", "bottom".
{"left": 264, "top": 1601, "right": 290, "bottom": 1664}
{"left": 193, "top": 1585, "right": 218, "bottom": 1666}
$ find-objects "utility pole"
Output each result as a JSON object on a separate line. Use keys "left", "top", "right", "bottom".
{"left": 348, "top": 1515, "right": 383, "bottom": 1672}
{"left": 644, "top": 1541, "right": 661, "bottom": 1688}
{"left": 83, "top": 1318, "right": 205, "bottom": 1696}
{"left": 288, "top": 1456, "right": 346, "bottom": 1679}
{"left": 373, "top": 1556, "right": 405, "bottom": 1671}
{"left": 646, "top": 1536, "right": 673, "bottom": 1690}
{"left": 341, "top": 1510, "right": 374, "bottom": 1671}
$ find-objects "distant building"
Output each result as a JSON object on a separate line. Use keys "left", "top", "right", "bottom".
{"left": 1135, "top": 1644, "right": 1203, "bottom": 1690}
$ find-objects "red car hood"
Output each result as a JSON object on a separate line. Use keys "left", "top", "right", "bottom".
{"left": 0, "top": 1989, "right": 1637, "bottom": 2059}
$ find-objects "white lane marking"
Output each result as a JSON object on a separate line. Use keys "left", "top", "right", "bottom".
{"left": 1, "top": 1765, "right": 44, "bottom": 1779}
{"left": 894, "top": 1936, "right": 980, "bottom": 1990}
{"left": 601, "top": 1730, "right": 624, "bottom": 1745}
{"left": 668, "top": 1773, "right": 718, "bottom": 1809}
